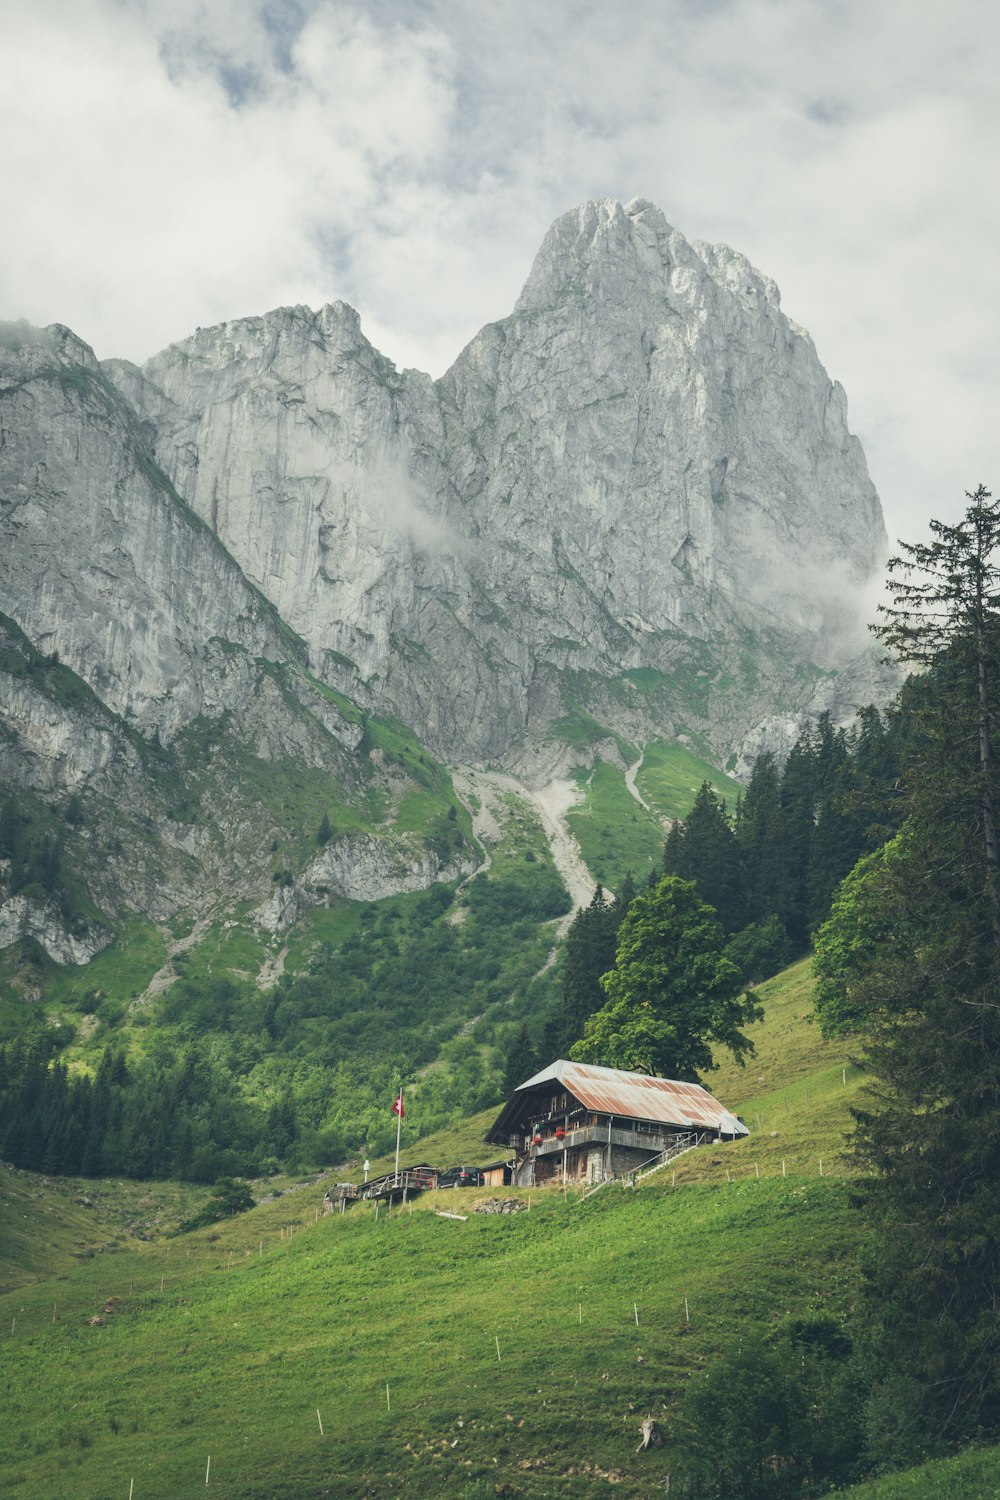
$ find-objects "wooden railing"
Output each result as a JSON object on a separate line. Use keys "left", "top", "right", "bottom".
{"left": 532, "top": 1124, "right": 675, "bottom": 1158}
{"left": 580, "top": 1132, "right": 699, "bottom": 1200}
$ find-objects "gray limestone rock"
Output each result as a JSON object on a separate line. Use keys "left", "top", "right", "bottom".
{"left": 0, "top": 199, "right": 897, "bottom": 960}
{"left": 108, "top": 198, "right": 887, "bottom": 767}
{"left": 0, "top": 320, "right": 297, "bottom": 742}
{"left": 0, "top": 893, "right": 110, "bottom": 965}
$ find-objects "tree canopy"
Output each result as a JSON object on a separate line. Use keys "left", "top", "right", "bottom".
{"left": 570, "top": 874, "right": 759, "bottom": 1080}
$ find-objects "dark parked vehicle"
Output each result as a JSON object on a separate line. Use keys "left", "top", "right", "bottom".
{"left": 438, "top": 1165, "right": 484, "bottom": 1188}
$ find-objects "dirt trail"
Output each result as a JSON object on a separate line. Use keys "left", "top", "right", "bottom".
{"left": 625, "top": 748, "right": 674, "bottom": 830}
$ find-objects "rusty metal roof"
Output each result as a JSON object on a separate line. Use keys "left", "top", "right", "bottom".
{"left": 486, "top": 1059, "right": 747, "bottom": 1140}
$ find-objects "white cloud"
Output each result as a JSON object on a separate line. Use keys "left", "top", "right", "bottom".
{"left": 1, "top": 0, "right": 996, "bottom": 548}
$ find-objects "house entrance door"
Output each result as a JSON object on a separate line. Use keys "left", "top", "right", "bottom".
{"left": 587, "top": 1148, "right": 604, "bottom": 1184}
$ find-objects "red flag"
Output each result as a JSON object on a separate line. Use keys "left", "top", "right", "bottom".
{"left": 392, "top": 1091, "right": 405, "bottom": 1118}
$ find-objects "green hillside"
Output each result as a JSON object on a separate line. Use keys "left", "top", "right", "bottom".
{"left": 5, "top": 952, "right": 989, "bottom": 1497}
{"left": 635, "top": 739, "right": 742, "bottom": 821}
{"left": 834, "top": 1445, "right": 1000, "bottom": 1499}
{"left": 2, "top": 954, "right": 876, "bottom": 1499}
{"left": 565, "top": 741, "right": 743, "bottom": 892}
{"left": 0, "top": 783, "right": 570, "bottom": 1175}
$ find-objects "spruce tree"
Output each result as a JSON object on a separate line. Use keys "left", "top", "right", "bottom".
{"left": 775, "top": 739, "right": 814, "bottom": 947}
{"left": 664, "top": 782, "right": 746, "bottom": 933}
{"left": 544, "top": 886, "right": 620, "bottom": 1057}
{"left": 737, "top": 754, "right": 783, "bottom": 924}
{"left": 825, "top": 485, "right": 1000, "bottom": 1454}
{"left": 503, "top": 1024, "right": 538, "bottom": 1094}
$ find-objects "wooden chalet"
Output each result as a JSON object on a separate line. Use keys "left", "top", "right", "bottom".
{"left": 485, "top": 1059, "right": 747, "bottom": 1187}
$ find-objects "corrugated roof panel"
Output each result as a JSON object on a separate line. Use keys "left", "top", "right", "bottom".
{"left": 508, "top": 1059, "right": 747, "bottom": 1136}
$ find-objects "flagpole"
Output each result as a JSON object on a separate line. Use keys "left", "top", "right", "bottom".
{"left": 394, "top": 1088, "right": 403, "bottom": 1182}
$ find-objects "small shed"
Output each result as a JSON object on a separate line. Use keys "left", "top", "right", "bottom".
{"left": 485, "top": 1059, "right": 747, "bottom": 1187}
{"left": 480, "top": 1159, "right": 514, "bottom": 1188}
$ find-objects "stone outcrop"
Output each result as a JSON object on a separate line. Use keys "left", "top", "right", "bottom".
{"left": 0, "top": 322, "right": 300, "bottom": 744}
{"left": 0, "top": 893, "right": 110, "bottom": 966}
{"left": 254, "top": 833, "right": 476, "bottom": 933}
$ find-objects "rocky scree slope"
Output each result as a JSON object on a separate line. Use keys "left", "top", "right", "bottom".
{"left": 107, "top": 196, "right": 890, "bottom": 770}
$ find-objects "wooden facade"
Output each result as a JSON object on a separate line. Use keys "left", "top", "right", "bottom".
{"left": 485, "top": 1060, "right": 747, "bottom": 1187}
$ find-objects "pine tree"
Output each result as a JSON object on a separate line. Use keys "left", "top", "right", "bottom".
{"left": 823, "top": 485, "right": 1000, "bottom": 1455}
{"left": 775, "top": 738, "right": 815, "bottom": 947}
{"left": 503, "top": 1024, "right": 538, "bottom": 1095}
{"left": 544, "top": 886, "right": 621, "bottom": 1057}
{"left": 664, "top": 782, "right": 746, "bottom": 933}
{"left": 877, "top": 483, "right": 1000, "bottom": 944}
{"left": 617, "top": 870, "right": 638, "bottom": 916}
{"left": 737, "top": 754, "right": 783, "bottom": 924}
{"left": 807, "top": 719, "right": 859, "bottom": 930}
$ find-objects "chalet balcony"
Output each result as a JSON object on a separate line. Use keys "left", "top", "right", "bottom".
{"left": 530, "top": 1124, "right": 677, "bottom": 1157}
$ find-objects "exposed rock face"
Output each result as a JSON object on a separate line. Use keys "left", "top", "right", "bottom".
{"left": 254, "top": 833, "right": 476, "bottom": 933}
{"left": 0, "top": 322, "right": 294, "bottom": 743}
{"left": 0, "top": 199, "right": 892, "bottom": 964}
{"left": 0, "top": 893, "right": 110, "bottom": 966}
{"left": 0, "top": 325, "right": 455, "bottom": 949}
{"left": 110, "top": 196, "right": 886, "bottom": 765}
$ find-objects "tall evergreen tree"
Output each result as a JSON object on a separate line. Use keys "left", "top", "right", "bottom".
{"left": 544, "top": 886, "right": 621, "bottom": 1058}
{"left": 736, "top": 754, "right": 784, "bottom": 925}
{"left": 775, "top": 738, "right": 815, "bottom": 947}
{"left": 503, "top": 1024, "right": 538, "bottom": 1095}
{"left": 664, "top": 782, "right": 746, "bottom": 934}
{"left": 821, "top": 485, "right": 1000, "bottom": 1455}
{"left": 808, "top": 717, "right": 859, "bottom": 929}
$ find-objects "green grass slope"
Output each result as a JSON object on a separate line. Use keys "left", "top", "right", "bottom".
{"left": 635, "top": 739, "right": 742, "bottom": 822}
{"left": 565, "top": 741, "right": 743, "bottom": 893}
{"left": 1, "top": 1178, "right": 860, "bottom": 1499}
{"left": 1, "top": 955, "right": 874, "bottom": 1499}
{"left": 565, "top": 762, "right": 665, "bottom": 890}
{"left": 833, "top": 1445, "right": 1000, "bottom": 1499}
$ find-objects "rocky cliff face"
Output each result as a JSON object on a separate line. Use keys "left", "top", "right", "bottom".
{"left": 0, "top": 199, "right": 892, "bottom": 963}
{"left": 0, "top": 323, "right": 301, "bottom": 743}
{"left": 108, "top": 197, "right": 887, "bottom": 767}
{"left": 0, "top": 327, "right": 471, "bottom": 960}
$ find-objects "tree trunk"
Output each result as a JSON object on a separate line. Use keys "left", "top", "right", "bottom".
{"left": 976, "top": 621, "right": 1000, "bottom": 946}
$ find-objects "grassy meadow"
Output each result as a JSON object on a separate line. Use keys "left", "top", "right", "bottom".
{"left": 4, "top": 959, "right": 998, "bottom": 1497}
{"left": 0, "top": 956, "right": 872, "bottom": 1498}
{"left": 564, "top": 741, "right": 743, "bottom": 893}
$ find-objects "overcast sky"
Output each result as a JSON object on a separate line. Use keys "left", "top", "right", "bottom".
{"left": 3, "top": 0, "right": 997, "bottom": 544}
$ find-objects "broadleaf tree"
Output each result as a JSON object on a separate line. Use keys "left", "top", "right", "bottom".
{"left": 570, "top": 874, "right": 760, "bottom": 1080}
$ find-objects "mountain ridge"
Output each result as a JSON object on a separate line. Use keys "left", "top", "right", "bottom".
{"left": 0, "top": 197, "right": 895, "bottom": 965}
{"left": 105, "top": 195, "right": 890, "bottom": 768}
